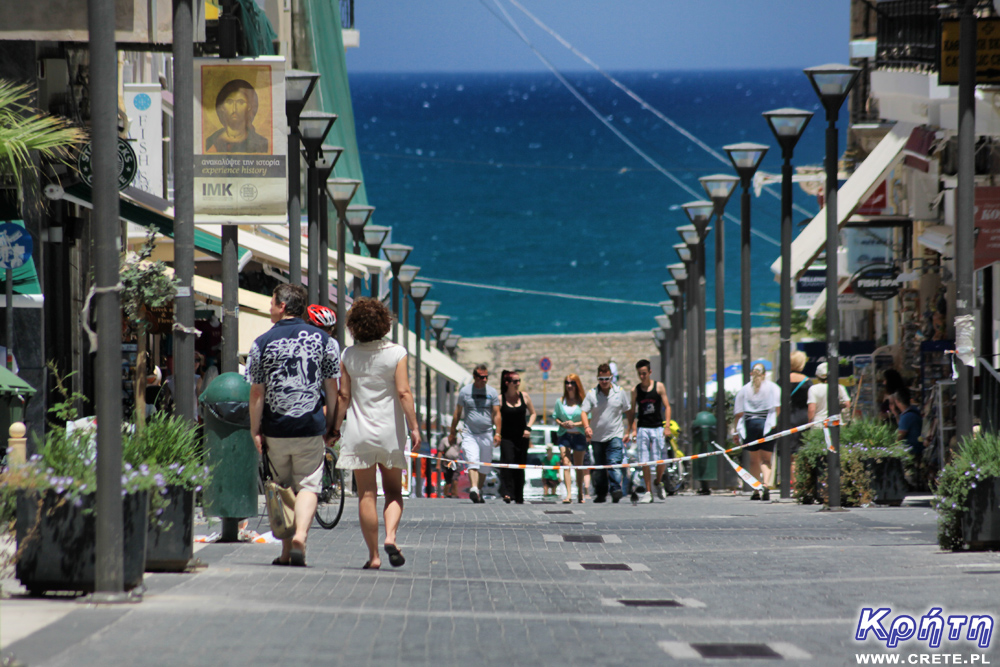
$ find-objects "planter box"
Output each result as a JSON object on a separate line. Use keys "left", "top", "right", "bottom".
{"left": 145, "top": 486, "right": 195, "bottom": 572}
{"left": 962, "top": 477, "right": 1000, "bottom": 550}
{"left": 868, "top": 458, "right": 908, "bottom": 507}
{"left": 15, "top": 490, "right": 149, "bottom": 594}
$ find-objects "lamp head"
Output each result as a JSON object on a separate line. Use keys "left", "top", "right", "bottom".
{"left": 762, "top": 107, "right": 813, "bottom": 156}
{"left": 382, "top": 243, "right": 413, "bottom": 271}
{"left": 298, "top": 111, "right": 338, "bottom": 155}
{"left": 803, "top": 64, "right": 861, "bottom": 120}
{"left": 699, "top": 174, "right": 740, "bottom": 213}
{"left": 724, "top": 141, "right": 769, "bottom": 185}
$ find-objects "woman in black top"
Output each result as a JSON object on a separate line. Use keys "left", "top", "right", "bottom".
{"left": 495, "top": 370, "right": 537, "bottom": 504}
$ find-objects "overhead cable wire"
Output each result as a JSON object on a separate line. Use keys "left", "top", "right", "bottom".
{"left": 483, "top": 0, "right": 780, "bottom": 247}
{"left": 506, "top": 0, "right": 816, "bottom": 221}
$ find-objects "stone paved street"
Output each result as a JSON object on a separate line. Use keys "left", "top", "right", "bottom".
{"left": 2, "top": 492, "right": 999, "bottom": 666}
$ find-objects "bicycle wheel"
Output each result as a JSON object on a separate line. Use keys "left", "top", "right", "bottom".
{"left": 314, "top": 447, "right": 345, "bottom": 529}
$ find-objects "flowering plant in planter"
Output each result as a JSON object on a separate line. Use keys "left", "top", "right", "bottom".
{"left": 934, "top": 432, "right": 1000, "bottom": 551}
{"left": 793, "top": 419, "right": 913, "bottom": 506}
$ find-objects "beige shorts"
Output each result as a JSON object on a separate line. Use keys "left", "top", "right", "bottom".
{"left": 265, "top": 435, "right": 325, "bottom": 494}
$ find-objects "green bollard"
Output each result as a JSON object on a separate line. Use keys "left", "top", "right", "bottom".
{"left": 200, "top": 373, "right": 258, "bottom": 540}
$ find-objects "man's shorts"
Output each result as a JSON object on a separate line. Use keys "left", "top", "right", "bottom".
{"left": 266, "top": 435, "right": 325, "bottom": 494}
{"left": 636, "top": 427, "right": 667, "bottom": 464}
{"left": 461, "top": 429, "right": 494, "bottom": 473}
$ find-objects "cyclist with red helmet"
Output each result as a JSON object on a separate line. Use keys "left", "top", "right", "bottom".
{"left": 307, "top": 304, "right": 337, "bottom": 335}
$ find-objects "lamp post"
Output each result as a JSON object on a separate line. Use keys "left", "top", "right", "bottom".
{"left": 724, "top": 142, "right": 769, "bottom": 386}
{"left": 409, "top": 285, "right": 432, "bottom": 498}
{"left": 682, "top": 201, "right": 714, "bottom": 412}
{"left": 312, "top": 145, "right": 343, "bottom": 308}
{"left": 763, "top": 107, "right": 813, "bottom": 499}
{"left": 362, "top": 225, "right": 391, "bottom": 299}
{"left": 382, "top": 244, "right": 413, "bottom": 344}
{"left": 327, "top": 177, "right": 361, "bottom": 347}
{"left": 344, "top": 204, "right": 375, "bottom": 298}
{"left": 397, "top": 264, "right": 420, "bottom": 352}
{"left": 804, "top": 63, "right": 860, "bottom": 510}
{"left": 298, "top": 113, "right": 338, "bottom": 305}
{"left": 285, "top": 70, "right": 320, "bottom": 287}
{"left": 700, "top": 173, "right": 740, "bottom": 460}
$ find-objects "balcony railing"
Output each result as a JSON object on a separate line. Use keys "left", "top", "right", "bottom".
{"left": 875, "top": 0, "right": 939, "bottom": 71}
{"left": 341, "top": 0, "right": 354, "bottom": 30}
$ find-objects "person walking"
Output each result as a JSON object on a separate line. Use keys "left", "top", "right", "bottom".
{"left": 627, "top": 359, "right": 672, "bottom": 503}
{"left": 806, "top": 362, "right": 851, "bottom": 426}
{"left": 448, "top": 364, "right": 500, "bottom": 504}
{"left": 554, "top": 373, "right": 588, "bottom": 504}
{"left": 580, "top": 363, "right": 632, "bottom": 503}
{"left": 330, "top": 298, "right": 421, "bottom": 569}
{"left": 734, "top": 362, "right": 780, "bottom": 501}
{"left": 496, "top": 369, "right": 537, "bottom": 504}
{"left": 248, "top": 283, "right": 341, "bottom": 567}
{"left": 785, "top": 351, "right": 812, "bottom": 486}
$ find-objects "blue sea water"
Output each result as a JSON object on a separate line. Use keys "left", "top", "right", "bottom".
{"left": 349, "top": 69, "right": 837, "bottom": 338}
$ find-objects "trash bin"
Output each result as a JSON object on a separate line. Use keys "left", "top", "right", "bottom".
{"left": 200, "top": 372, "right": 257, "bottom": 539}
{"left": 692, "top": 411, "right": 718, "bottom": 486}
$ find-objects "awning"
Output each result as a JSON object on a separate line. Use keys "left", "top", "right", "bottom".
{"left": 771, "top": 121, "right": 916, "bottom": 280}
{"left": 0, "top": 220, "right": 43, "bottom": 308}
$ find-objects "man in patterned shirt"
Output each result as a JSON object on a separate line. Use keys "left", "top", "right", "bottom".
{"left": 249, "top": 283, "right": 340, "bottom": 566}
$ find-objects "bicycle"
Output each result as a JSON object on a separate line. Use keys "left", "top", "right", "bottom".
{"left": 258, "top": 445, "right": 345, "bottom": 530}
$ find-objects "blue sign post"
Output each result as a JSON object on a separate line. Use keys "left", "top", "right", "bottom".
{"left": 0, "top": 222, "right": 33, "bottom": 370}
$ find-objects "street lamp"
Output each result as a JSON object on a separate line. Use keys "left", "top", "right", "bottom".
{"left": 285, "top": 70, "right": 320, "bottom": 286}
{"left": 298, "top": 112, "right": 338, "bottom": 304}
{"left": 363, "top": 225, "right": 391, "bottom": 298}
{"left": 763, "top": 106, "right": 813, "bottom": 500}
{"left": 312, "top": 144, "right": 343, "bottom": 308}
{"left": 382, "top": 243, "right": 413, "bottom": 344}
{"left": 804, "top": 63, "right": 860, "bottom": 510}
{"left": 327, "top": 177, "right": 361, "bottom": 346}
{"left": 724, "top": 141, "right": 769, "bottom": 386}
{"left": 397, "top": 264, "right": 420, "bottom": 351}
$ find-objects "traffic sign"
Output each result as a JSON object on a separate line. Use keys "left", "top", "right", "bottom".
{"left": 0, "top": 222, "right": 33, "bottom": 270}
{"left": 539, "top": 356, "right": 552, "bottom": 372}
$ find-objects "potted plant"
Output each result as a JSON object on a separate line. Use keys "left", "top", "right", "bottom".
{"left": 127, "top": 412, "right": 211, "bottom": 572}
{"left": 793, "top": 419, "right": 912, "bottom": 507}
{"left": 934, "top": 432, "right": 1000, "bottom": 551}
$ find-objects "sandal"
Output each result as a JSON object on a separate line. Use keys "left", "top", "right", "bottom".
{"left": 383, "top": 544, "right": 406, "bottom": 568}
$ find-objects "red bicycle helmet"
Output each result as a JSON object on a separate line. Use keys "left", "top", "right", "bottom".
{"left": 306, "top": 304, "right": 336, "bottom": 328}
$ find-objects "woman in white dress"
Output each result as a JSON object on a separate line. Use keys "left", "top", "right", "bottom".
{"left": 330, "top": 298, "right": 421, "bottom": 569}
{"left": 733, "top": 362, "right": 780, "bottom": 501}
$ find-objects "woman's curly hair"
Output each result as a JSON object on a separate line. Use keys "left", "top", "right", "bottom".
{"left": 346, "top": 297, "right": 393, "bottom": 343}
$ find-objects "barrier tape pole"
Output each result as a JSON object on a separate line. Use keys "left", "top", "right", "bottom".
{"left": 409, "top": 416, "right": 842, "bottom": 472}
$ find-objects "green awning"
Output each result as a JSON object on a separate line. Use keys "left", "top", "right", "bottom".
{"left": 0, "top": 363, "right": 36, "bottom": 397}
{"left": 61, "top": 183, "right": 249, "bottom": 262}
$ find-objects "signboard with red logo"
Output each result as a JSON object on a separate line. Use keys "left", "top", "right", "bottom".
{"left": 975, "top": 186, "right": 1000, "bottom": 270}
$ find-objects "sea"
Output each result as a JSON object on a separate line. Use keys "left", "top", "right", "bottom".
{"left": 348, "top": 69, "right": 839, "bottom": 338}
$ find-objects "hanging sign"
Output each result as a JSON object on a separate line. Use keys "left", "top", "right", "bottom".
{"left": 850, "top": 263, "right": 900, "bottom": 301}
{"left": 78, "top": 138, "right": 138, "bottom": 191}
{"left": 193, "top": 56, "right": 287, "bottom": 224}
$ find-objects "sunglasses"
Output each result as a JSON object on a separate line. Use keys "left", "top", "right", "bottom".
{"left": 597, "top": 376, "right": 613, "bottom": 381}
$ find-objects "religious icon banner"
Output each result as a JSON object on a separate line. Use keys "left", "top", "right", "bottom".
{"left": 193, "top": 56, "right": 287, "bottom": 224}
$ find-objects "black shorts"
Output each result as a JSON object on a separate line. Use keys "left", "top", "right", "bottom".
{"left": 744, "top": 417, "right": 774, "bottom": 453}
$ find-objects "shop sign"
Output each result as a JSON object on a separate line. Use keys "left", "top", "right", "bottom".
{"left": 794, "top": 268, "right": 826, "bottom": 310}
{"left": 193, "top": 56, "right": 287, "bottom": 224}
{"left": 975, "top": 185, "right": 1000, "bottom": 270}
{"left": 940, "top": 18, "right": 1000, "bottom": 86}
{"left": 851, "top": 263, "right": 900, "bottom": 301}
{"left": 124, "top": 84, "right": 163, "bottom": 198}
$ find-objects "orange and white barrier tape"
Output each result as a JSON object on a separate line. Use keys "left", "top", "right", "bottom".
{"left": 406, "top": 416, "right": 842, "bottom": 472}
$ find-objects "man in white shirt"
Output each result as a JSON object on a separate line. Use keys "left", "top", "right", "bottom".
{"left": 580, "top": 362, "right": 632, "bottom": 503}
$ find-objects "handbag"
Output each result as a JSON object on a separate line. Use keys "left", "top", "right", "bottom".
{"left": 261, "top": 445, "right": 296, "bottom": 540}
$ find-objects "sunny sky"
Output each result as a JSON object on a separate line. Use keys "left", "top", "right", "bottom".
{"left": 346, "top": 1, "right": 850, "bottom": 73}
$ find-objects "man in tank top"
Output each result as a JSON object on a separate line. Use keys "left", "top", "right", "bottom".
{"left": 627, "top": 359, "right": 672, "bottom": 503}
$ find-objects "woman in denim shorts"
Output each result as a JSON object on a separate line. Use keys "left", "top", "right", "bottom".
{"left": 554, "top": 374, "right": 589, "bottom": 503}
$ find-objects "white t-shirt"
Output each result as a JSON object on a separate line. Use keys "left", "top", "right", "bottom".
{"left": 734, "top": 380, "right": 780, "bottom": 439}
{"left": 807, "top": 382, "right": 850, "bottom": 425}
{"left": 581, "top": 384, "right": 631, "bottom": 442}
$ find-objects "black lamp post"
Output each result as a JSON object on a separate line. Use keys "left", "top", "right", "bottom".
{"left": 397, "top": 264, "right": 420, "bottom": 351}
{"left": 312, "top": 144, "right": 342, "bottom": 308}
{"left": 382, "top": 243, "right": 413, "bottom": 344}
{"left": 344, "top": 204, "right": 375, "bottom": 298}
{"left": 285, "top": 70, "right": 320, "bottom": 287}
{"left": 326, "top": 177, "right": 361, "bottom": 347}
{"left": 298, "top": 112, "right": 337, "bottom": 305}
{"left": 682, "top": 201, "right": 714, "bottom": 412}
{"left": 763, "top": 107, "right": 813, "bottom": 500}
{"left": 804, "top": 63, "right": 860, "bottom": 510}
{"left": 362, "top": 225, "right": 390, "bottom": 298}
{"left": 724, "top": 142, "right": 769, "bottom": 386}
{"left": 409, "top": 284, "right": 432, "bottom": 498}
{"left": 700, "top": 173, "right": 740, "bottom": 457}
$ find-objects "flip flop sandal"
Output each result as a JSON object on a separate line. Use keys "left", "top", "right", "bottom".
{"left": 383, "top": 544, "right": 405, "bottom": 568}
